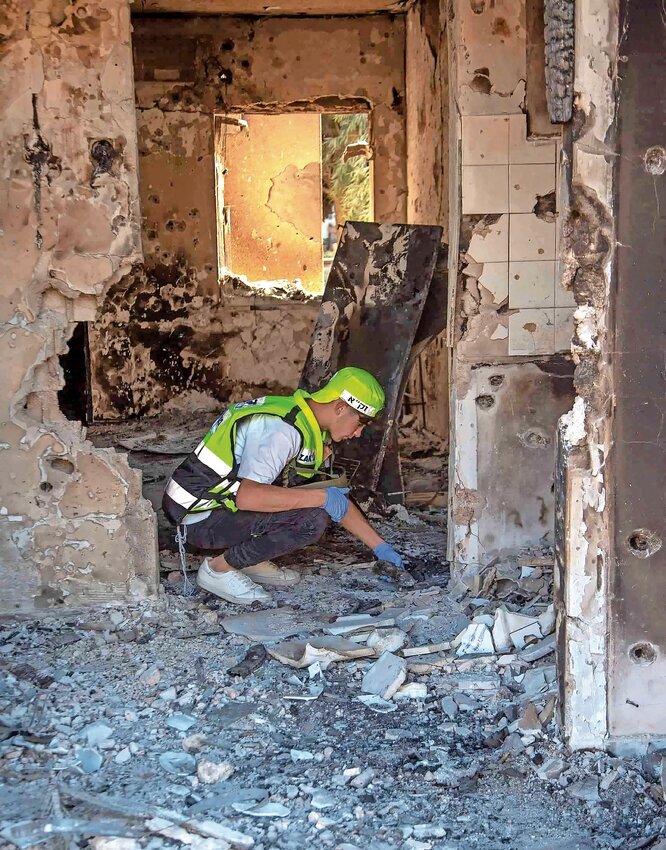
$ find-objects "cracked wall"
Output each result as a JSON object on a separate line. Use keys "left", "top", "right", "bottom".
{"left": 90, "top": 13, "right": 406, "bottom": 420}
{"left": 0, "top": 0, "right": 158, "bottom": 611}
{"left": 448, "top": 0, "right": 574, "bottom": 575}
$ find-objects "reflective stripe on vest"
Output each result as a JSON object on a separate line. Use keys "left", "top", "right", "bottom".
{"left": 194, "top": 441, "right": 233, "bottom": 478}
{"left": 164, "top": 393, "right": 324, "bottom": 521}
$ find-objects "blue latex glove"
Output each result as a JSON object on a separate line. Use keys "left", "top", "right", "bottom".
{"left": 324, "top": 487, "right": 351, "bottom": 523}
{"left": 374, "top": 542, "right": 404, "bottom": 569}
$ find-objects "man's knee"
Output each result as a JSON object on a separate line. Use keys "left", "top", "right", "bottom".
{"left": 300, "top": 508, "right": 330, "bottom": 544}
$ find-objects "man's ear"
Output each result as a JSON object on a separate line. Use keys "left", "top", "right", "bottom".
{"left": 334, "top": 400, "right": 347, "bottom": 416}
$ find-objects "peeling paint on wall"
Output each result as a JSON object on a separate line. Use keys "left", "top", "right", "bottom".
{"left": 0, "top": 0, "right": 158, "bottom": 611}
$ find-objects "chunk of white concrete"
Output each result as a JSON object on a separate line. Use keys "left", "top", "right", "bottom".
{"left": 361, "top": 651, "right": 407, "bottom": 700}
{"left": 452, "top": 623, "right": 495, "bottom": 656}
{"left": 367, "top": 628, "right": 408, "bottom": 655}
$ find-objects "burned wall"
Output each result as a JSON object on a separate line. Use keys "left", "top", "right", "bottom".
{"left": 0, "top": 0, "right": 158, "bottom": 611}
{"left": 448, "top": 0, "right": 573, "bottom": 575}
{"left": 608, "top": 0, "right": 666, "bottom": 741}
{"left": 90, "top": 13, "right": 407, "bottom": 420}
{"left": 405, "top": 0, "right": 450, "bottom": 441}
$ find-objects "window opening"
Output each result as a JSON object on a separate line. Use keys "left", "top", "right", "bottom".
{"left": 215, "top": 111, "right": 373, "bottom": 296}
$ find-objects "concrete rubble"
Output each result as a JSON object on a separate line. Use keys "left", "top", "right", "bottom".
{"left": 1, "top": 516, "right": 664, "bottom": 850}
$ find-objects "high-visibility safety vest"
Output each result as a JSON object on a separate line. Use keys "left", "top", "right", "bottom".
{"left": 163, "top": 390, "right": 325, "bottom": 523}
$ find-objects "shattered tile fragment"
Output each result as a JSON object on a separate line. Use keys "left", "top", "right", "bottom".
{"left": 361, "top": 652, "right": 407, "bottom": 700}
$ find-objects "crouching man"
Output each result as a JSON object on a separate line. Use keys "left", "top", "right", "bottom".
{"left": 162, "top": 367, "right": 404, "bottom": 605}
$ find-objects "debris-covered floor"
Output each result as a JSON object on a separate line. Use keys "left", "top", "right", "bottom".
{"left": 2, "top": 506, "right": 665, "bottom": 850}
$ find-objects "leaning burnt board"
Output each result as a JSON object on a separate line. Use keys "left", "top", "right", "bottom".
{"left": 300, "top": 221, "right": 443, "bottom": 493}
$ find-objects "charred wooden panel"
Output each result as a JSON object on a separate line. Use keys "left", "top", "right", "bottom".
{"left": 609, "top": 0, "right": 666, "bottom": 736}
{"left": 300, "top": 221, "right": 442, "bottom": 493}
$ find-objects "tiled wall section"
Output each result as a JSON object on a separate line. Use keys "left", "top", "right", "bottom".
{"left": 462, "top": 114, "right": 573, "bottom": 355}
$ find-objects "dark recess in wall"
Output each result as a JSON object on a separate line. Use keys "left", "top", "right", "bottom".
{"left": 58, "top": 322, "right": 92, "bottom": 425}
{"left": 526, "top": 0, "right": 560, "bottom": 136}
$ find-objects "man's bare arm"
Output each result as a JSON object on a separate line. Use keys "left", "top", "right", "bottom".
{"left": 338, "top": 500, "right": 383, "bottom": 551}
{"left": 236, "top": 478, "right": 327, "bottom": 512}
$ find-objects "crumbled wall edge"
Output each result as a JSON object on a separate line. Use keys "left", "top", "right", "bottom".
{"left": 555, "top": 0, "right": 619, "bottom": 750}
{"left": 0, "top": 0, "right": 160, "bottom": 611}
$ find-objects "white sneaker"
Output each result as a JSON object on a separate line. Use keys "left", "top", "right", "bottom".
{"left": 197, "top": 559, "right": 272, "bottom": 605}
{"left": 241, "top": 561, "right": 301, "bottom": 588}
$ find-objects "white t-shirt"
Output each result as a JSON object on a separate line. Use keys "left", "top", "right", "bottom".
{"left": 234, "top": 415, "right": 301, "bottom": 484}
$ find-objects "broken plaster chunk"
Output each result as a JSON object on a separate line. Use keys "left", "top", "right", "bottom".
{"left": 324, "top": 611, "right": 400, "bottom": 636}
{"left": 182, "top": 733, "right": 208, "bottom": 753}
{"left": 538, "top": 603, "right": 556, "bottom": 636}
{"left": 159, "top": 686, "right": 177, "bottom": 702}
{"left": 351, "top": 767, "right": 376, "bottom": 788}
{"left": 393, "top": 682, "right": 427, "bottom": 700}
{"left": 75, "top": 746, "right": 103, "bottom": 773}
{"left": 493, "top": 607, "right": 543, "bottom": 651}
{"left": 441, "top": 696, "right": 458, "bottom": 719}
{"left": 452, "top": 623, "right": 494, "bottom": 657}
{"left": 90, "top": 840, "right": 140, "bottom": 850}
{"left": 114, "top": 747, "right": 131, "bottom": 765}
{"left": 367, "top": 628, "right": 408, "bottom": 655}
{"left": 290, "top": 749, "right": 314, "bottom": 762}
{"left": 517, "top": 702, "right": 542, "bottom": 733}
{"left": 535, "top": 757, "right": 570, "bottom": 781}
{"left": 231, "top": 801, "right": 291, "bottom": 818}
{"left": 83, "top": 720, "right": 114, "bottom": 747}
{"left": 361, "top": 652, "right": 407, "bottom": 700}
{"left": 402, "top": 641, "right": 451, "bottom": 657}
{"left": 137, "top": 663, "right": 161, "bottom": 686}
{"left": 159, "top": 751, "right": 196, "bottom": 776}
{"left": 310, "top": 789, "right": 336, "bottom": 810}
{"left": 220, "top": 607, "right": 323, "bottom": 641}
{"left": 357, "top": 694, "right": 398, "bottom": 713}
{"left": 567, "top": 777, "right": 600, "bottom": 803}
{"left": 197, "top": 760, "right": 235, "bottom": 784}
{"left": 267, "top": 636, "right": 373, "bottom": 669}
{"left": 519, "top": 633, "right": 556, "bottom": 662}
{"left": 166, "top": 712, "right": 197, "bottom": 731}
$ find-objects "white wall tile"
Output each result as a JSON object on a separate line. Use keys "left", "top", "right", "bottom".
{"left": 509, "top": 164, "right": 556, "bottom": 213}
{"left": 509, "top": 260, "right": 555, "bottom": 308}
{"left": 490, "top": 321, "right": 509, "bottom": 340}
{"left": 509, "top": 213, "right": 556, "bottom": 261}
{"left": 508, "top": 308, "right": 555, "bottom": 355}
{"left": 462, "top": 115, "right": 510, "bottom": 165}
{"left": 554, "top": 307, "right": 575, "bottom": 352}
{"left": 462, "top": 165, "right": 509, "bottom": 214}
{"left": 478, "top": 261, "right": 509, "bottom": 303}
{"left": 466, "top": 214, "right": 509, "bottom": 263}
{"left": 508, "top": 114, "right": 557, "bottom": 164}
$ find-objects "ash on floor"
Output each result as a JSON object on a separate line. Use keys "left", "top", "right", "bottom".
{"left": 1, "top": 516, "right": 664, "bottom": 850}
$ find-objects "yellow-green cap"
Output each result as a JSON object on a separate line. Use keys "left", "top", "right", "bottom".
{"left": 307, "top": 367, "right": 385, "bottom": 418}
